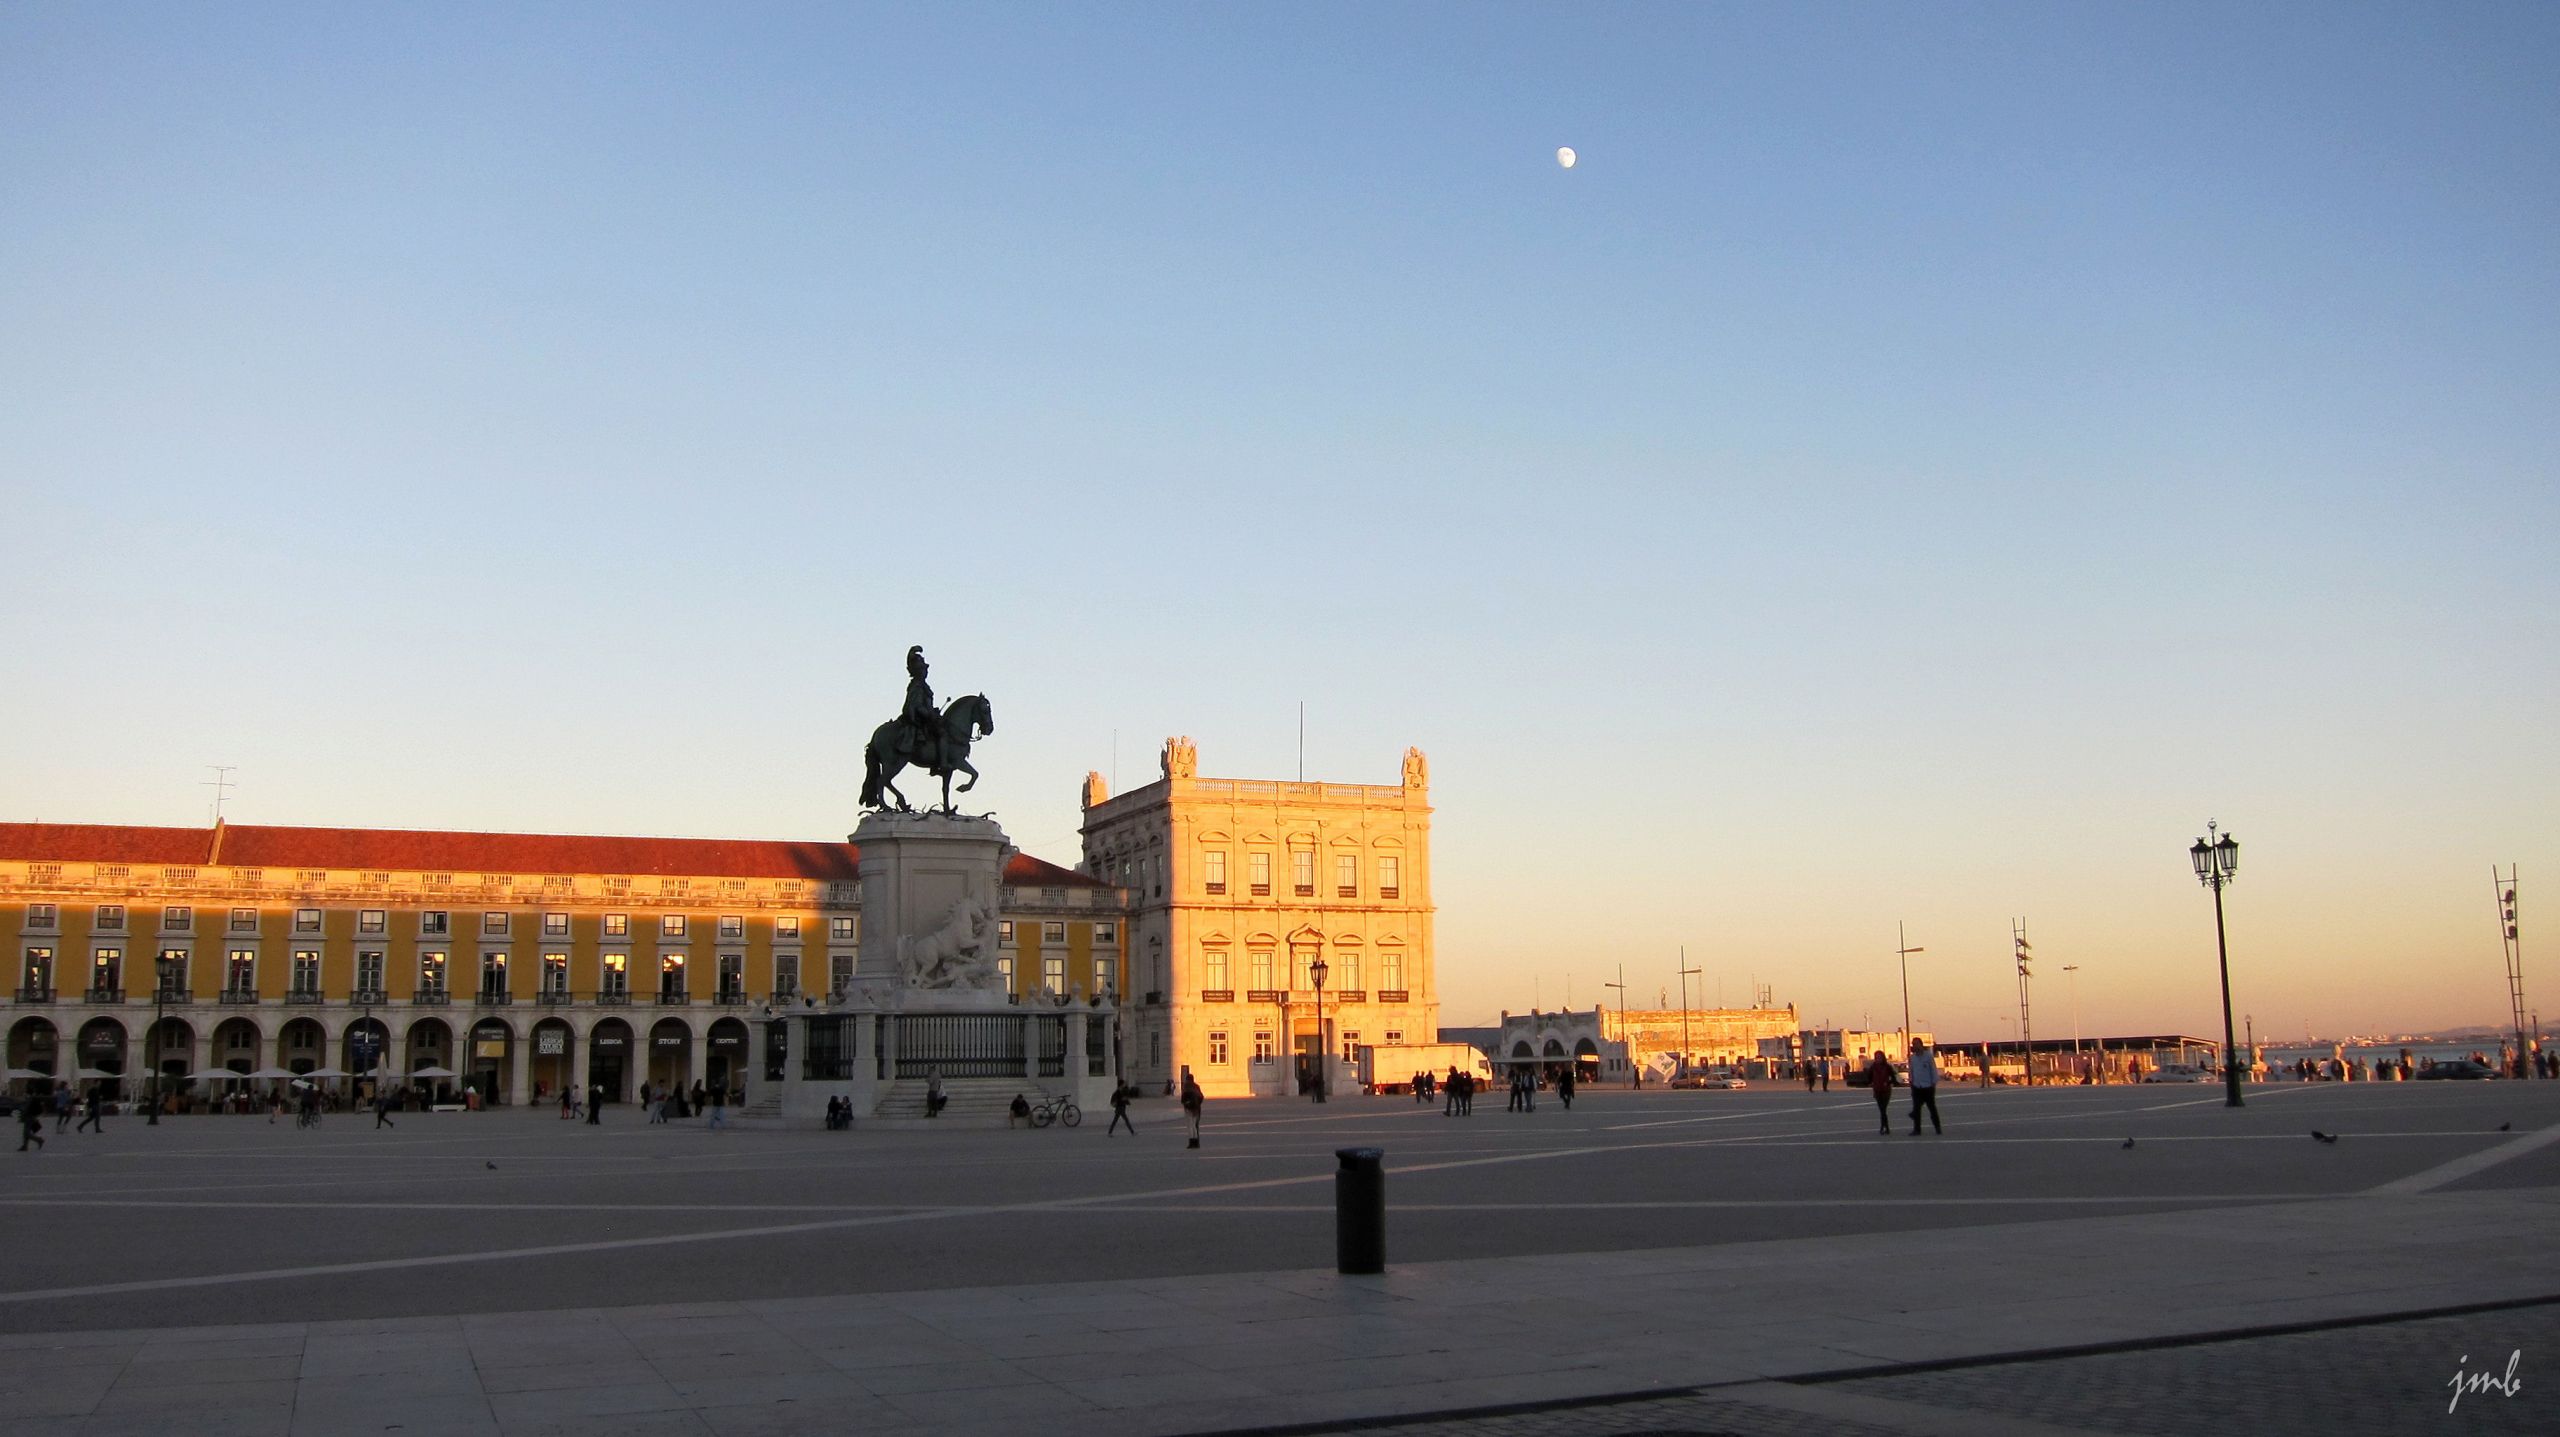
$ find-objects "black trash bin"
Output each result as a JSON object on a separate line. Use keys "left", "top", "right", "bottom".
{"left": 1335, "top": 1146, "right": 1385, "bottom": 1274}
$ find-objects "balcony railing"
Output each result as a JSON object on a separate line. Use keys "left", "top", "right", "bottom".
{"left": 713, "top": 990, "right": 749, "bottom": 1007}
{"left": 14, "top": 986, "right": 53, "bottom": 1003}
{"left": 594, "top": 991, "right": 631, "bottom": 1005}
{"left": 655, "top": 990, "right": 689, "bottom": 1006}
{"left": 538, "top": 990, "right": 574, "bottom": 1006}
{"left": 350, "top": 988, "right": 386, "bottom": 1006}
{"left": 476, "top": 990, "right": 513, "bottom": 1006}
{"left": 218, "top": 988, "right": 260, "bottom": 1005}
{"left": 284, "top": 990, "right": 325, "bottom": 1005}
{"left": 85, "top": 987, "right": 124, "bottom": 1004}
{"left": 411, "top": 989, "right": 451, "bottom": 1006}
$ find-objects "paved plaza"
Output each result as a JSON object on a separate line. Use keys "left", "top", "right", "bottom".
{"left": 0, "top": 1080, "right": 2553, "bottom": 1433}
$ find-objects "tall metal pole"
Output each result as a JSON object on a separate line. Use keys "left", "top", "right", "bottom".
{"left": 2013, "top": 920, "right": 2033, "bottom": 1086}
{"left": 2494, "top": 867, "right": 2529, "bottom": 1079}
{"left": 1603, "top": 964, "right": 1631, "bottom": 1086}
{"left": 1677, "top": 948, "right": 1700, "bottom": 1079}
{"left": 2212, "top": 867, "right": 2241, "bottom": 1107}
{"left": 2064, "top": 964, "right": 2082, "bottom": 1079}
{"left": 146, "top": 956, "right": 168, "bottom": 1126}
{"left": 1896, "top": 923, "right": 1924, "bottom": 1060}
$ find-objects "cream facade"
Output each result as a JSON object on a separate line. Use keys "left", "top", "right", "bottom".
{"left": 1, "top": 821, "right": 1125, "bottom": 1108}
{"left": 1079, "top": 738, "right": 1438, "bottom": 1098}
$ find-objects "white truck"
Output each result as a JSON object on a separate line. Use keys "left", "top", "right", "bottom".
{"left": 1357, "top": 1043, "right": 1494, "bottom": 1095}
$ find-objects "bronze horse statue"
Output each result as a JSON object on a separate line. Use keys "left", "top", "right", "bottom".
{"left": 861, "top": 693, "right": 994, "bottom": 812}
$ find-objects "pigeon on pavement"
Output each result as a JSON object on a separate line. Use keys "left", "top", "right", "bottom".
{"left": 2121, "top": 1138, "right": 2135, "bottom": 1149}
{"left": 2311, "top": 1131, "right": 2339, "bottom": 1144}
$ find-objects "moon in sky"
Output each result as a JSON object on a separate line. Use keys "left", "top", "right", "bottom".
{"left": 1556, "top": 146, "right": 1577, "bottom": 169}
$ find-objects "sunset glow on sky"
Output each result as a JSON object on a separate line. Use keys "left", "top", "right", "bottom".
{"left": 4, "top": 5, "right": 2553, "bottom": 1042}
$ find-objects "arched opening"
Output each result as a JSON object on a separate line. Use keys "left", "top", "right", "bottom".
{"left": 1573, "top": 1036, "right": 1603, "bottom": 1083}
{"left": 7, "top": 1017, "right": 59, "bottom": 1095}
{"left": 76, "top": 1017, "right": 128, "bottom": 1099}
{"left": 588, "top": 1018, "right": 634, "bottom": 1102}
{"left": 342, "top": 1017, "right": 391, "bottom": 1091}
{"left": 405, "top": 1017, "right": 455, "bottom": 1103}
{"left": 705, "top": 1017, "right": 750, "bottom": 1099}
{"left": 531, "top": 1018, "right": 575, "bottom": 1106}
{"left": 648, "top": 1017, "right": 694, "bottom": 1101}
{"left": 468, "top": 1017, "right": 514, "bottom": 1105}
{"left": 206, "top": 1017, "right": 262, "bottom": 1112}
{"left": 278, "top": 1018, "right": 326, "bottom": 1075}
{"left": 145, "top": 1017, "right": 195, "bottom": 1111}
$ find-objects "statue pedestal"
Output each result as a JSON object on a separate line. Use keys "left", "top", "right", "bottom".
{"left": 751, "top": 810, "right": 1115, "bottom": 1129}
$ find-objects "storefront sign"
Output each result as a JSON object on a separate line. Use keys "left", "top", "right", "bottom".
{"left": 536, "top": 1031, "right": 566, "bottom": 1055}
{"left": 473, "top": 1040, "right": 506, "bottom": 1059}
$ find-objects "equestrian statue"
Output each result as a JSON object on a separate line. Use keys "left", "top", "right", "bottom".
{"left": 860, "top": 645, "right": 996, "bottom": 812}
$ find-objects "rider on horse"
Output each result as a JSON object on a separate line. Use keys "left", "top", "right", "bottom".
{"left": 902, "top": 645, "right": 941, "bottom": 772}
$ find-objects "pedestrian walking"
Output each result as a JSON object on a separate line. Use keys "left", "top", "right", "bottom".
{"left": 586, "top": 1082, "right": 603, "bottom": 1124}
{"left": 1819, "top": 1061, "right": 1830, "bottom": 1092}
{"left": 1907, "top": 1041, "right": 1943, "bottom": 1135}
{"left": 1864, "top": 1052, "right": 1896, "bottom": 1134}
{"left": 1457, "top": 1069, "right": 1475, "bottom": 1115}
{"left": 708, "top": 1086, "right": 729, "bottom": 1131}
{"left": 1443, "top": 1066, "right": 1461, "bottom": 1116}
{"left": 18, "top": 1099, "right": 47, "bottom": 1152}
{"left": 373, "top": 1091, "right": 395, "bottom": 1129}
{"left": 1557, "top": 1067, "right": 1575, "bottom": 1109}
{"left": 1107, "top": 1081, "right": 1136, "bottom": 1136}
{"left": 1180, "top": 1071, "right": 1204, "bottom": 1148}
{"left": 559, "top": 1087, "right": 575, "bottom": 1120}
{"left": 1804, "top": 1060, "right": 1818, "bottom": 1093}
{"left": 925, "top": 1067, "right": 947, "bottom": 1119}
{"left": 75, "top": 1087, "right": 105, "bottom": 1134}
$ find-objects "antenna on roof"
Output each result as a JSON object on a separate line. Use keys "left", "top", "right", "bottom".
{"left": 1298, "top": 701, "right": 1305, "bottom": 782}
{"left": 203, "top": 765, "right": 238, "bottom": 825}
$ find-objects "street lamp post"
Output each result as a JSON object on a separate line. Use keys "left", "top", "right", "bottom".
{"left": 1309, "top": 955, "right": 1329, "bottom": 1103}
{"left": 146, "top": 953, "right": 176, "bottom": 1126}
{"left": 1676, "top": 949, "right": 1701, "bottom": 1079}
{"left": 1896, "top": 923, "right": 1925, "bottom": 1061}
{"left": 1602, "top": 964, "right": 1632, "bottom": 1086}
{"left": 2064, "top": 964, "right": 2082, "bottom": 1081}
{"left": 2190, "top": 821, "right": 2244, "bottom": 1108}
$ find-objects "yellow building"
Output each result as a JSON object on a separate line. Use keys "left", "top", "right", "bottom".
{"left": 1079, "top": 738, "right": 1438, "bottom": 1098}
{"left": 0, "top": 820, "right": 1124, "bottom": 1106}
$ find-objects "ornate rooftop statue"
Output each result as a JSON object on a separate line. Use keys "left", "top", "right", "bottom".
{"left": 860, "top": 645, "right": 995, "bottom": 811}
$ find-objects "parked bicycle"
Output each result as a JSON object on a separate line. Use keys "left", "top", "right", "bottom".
{"left": 1029, "top": 1091, "right": 1082, "bottom": 1128}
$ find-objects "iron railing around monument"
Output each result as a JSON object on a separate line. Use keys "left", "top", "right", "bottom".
{"left": 895, "top": 1014, "right": 1027, "bottom": 1080}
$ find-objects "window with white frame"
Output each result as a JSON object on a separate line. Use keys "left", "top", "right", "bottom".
{"left": 828, "top": 916, "right": 855, "bottom": 941}
{"left": 1337, "top": 950, "right": 1361, "bottom": 991}
{"left": 1203, "top": 949, "right": 1229, "bottom": 991}
{"left": 162, "top": 906, "right": 192, "bottom": 933}
{"left": 1094, "top": 920, "right": 1118, "bottom": 945}
{"left": 291, "top": 949, "right": 321, "bottom": 994}
{"left": 997, "top": 919, "right": 1014, "bottom": 942}
{"left": 481, "top": 951, "right": 508, "bottom": 996}
{"left": 1378, "top": 856, "right": 1400, "bottom": 900}
{"left": 603, "top": 913, "right": 630, "bottom": 937}
{"left": 92, "top": 947, "right": 122, "bottom": 993}
{"left": 1250, "top": 949, "right": 1274, "bottom": 991}
{"left": 481, "top": 912, "right": 508, "bottom": 936}
{"left": 1341, "top": 1030, "right": 1360, "bottom": 1062}
{"left": 421, "top": 910, "right": 450, "bottom": 936}
{"left": 293, "top": 908, "right": 322, "bottom": 934}
{"left": 776, "top": 915, "right": 800, "bottom": 940}
{"left": 356, "top": 950, "right": 385, "bottom": 996}
{"left": 542, "top": 912, "right": 569, "bottom": 937}
{"left": 1336, "top": 853, "right": 1357, "bottom": 898}
{"left": 1042, "top": 921, "right": 1065, "bottom": 944}
{"left": 1208, "top": 1030, "right": 1230, "bottom": 1065}
{"left": 95, "top": 904, "right": 125, "bottom": 931}
{"left": 1291, "top": 849, "right": 1314, "bottom": 896}
{"left": 225, "top": 948, "right": 256, "bottom": 993}
{"left": 358, "top": 909, "right": 385, "bottom": 934}
{"left": 1042, "top": 954, "right": 1065, "bottom": 991}
{"left": 418, "top": 950, "right": 448, "bottom": 994}
{"left": 1203, "top": 850, "right": 1227, "bottom": 894}
{"left": 997, "top": 953, "right": 1014, "bottom": 990}
{"left": 1381, "top": 949, "right": 1404, "bottom": 992}
{"left": 541, "top": 951, "right": 568, "bottom": 995}
{"left": 772, "top": 952, "right": 799, "bottom": 998}
{"left": 26, "top": 904, "right": 57, "bottom": 930}
{"left": 829, "top": 952, "right": 856, "bottom": 995}
{"left": 229, "top": 907, "right": 258, "bottom": 933}
{"left": 1252, "top": 1029, "right": 1274, "bottom": 1062}
{"left": 601, "top": 952, "right": 628, "bottom": 995}
{"left": 717, "top": 952, "right": 743, "bottom": 997}
{"left": 718, "top": 915, "right": 743, "bottom": 939}
{"left": 660, "top": 914, "right": 687, "bottom": 939}
{"left": 21, "top": 946, "right": 54, "bottom": 992}
{"left": 1249, "top": 852, "right": 1271, "bottom": 896}
{"left": 1385, "top": 1029, "right": 1404, "bottom": 1046}
{"left": 1095, "top": 956, "right": 1116, "bottom": 996}
{"left": 158, "top": 948, "right": 190, "bottom": 996}
{"left": 657, "top": 953, "right": 685, "bottom": 997}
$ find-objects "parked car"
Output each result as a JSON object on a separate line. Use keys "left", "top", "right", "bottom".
{"left": 2140, "top": 1065, "right": 2216, "bottom": 1083}
{"left": 2413, "top": 1059, "right": 2499, "bottom": 1081}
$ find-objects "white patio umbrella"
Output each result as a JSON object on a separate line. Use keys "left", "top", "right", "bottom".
{"left": 243, "top": 1067, "right": 299, "bottom": 1080}
{"left": 2, "top": 1068, "right": 48, "bottom": 1081}
{"left": 408, "top": 1065, "right": 459, "bottom": 1080}
{"left": 183, "top": 1071, "right": 247, "bottom": 1083}
{"left": 72, "top": 1068, "right": 119, "bottom": 1080}
{"left": 302, "top": 1067, "right": 351, "bottom": 1079}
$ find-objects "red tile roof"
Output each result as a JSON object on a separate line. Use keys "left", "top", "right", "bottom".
{"left": 0, "top": 821, "right": 1109, "bottom": 888}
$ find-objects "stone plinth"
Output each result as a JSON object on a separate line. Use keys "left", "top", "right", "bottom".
{"left": 851, "top": 810, "right": 1012, "bottom": 991}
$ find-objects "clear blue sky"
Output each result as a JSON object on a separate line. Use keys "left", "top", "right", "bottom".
{"left": 5, "top": 4, "right": 2554, "bottom": 1042}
